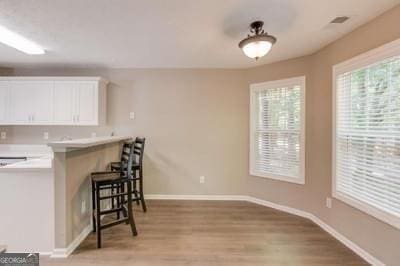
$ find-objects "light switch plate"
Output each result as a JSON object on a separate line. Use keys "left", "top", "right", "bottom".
{"left": 91, "top": 132, "right": 97, "bottom": 138}
{"left": 129, "top": 112, "right": 135, "bottom": 120}
{"left": 43, "top": 132, "right": 49, "bottom": 140}
{"left": 200, "top": 176, "right": 205, "bottom": 184}
{"left": 0, "top": 132, "right": 6, "bottom": 140}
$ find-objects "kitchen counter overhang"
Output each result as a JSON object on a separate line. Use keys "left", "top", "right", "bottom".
{"left": 48, "top": 136, "right": 131, "bottom": 152}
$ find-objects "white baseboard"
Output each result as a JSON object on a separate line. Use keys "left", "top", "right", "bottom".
{"left": 244, "top": 196, "right": 384, "bottom": 266}
{"left": 145, "top": 194, "right": 247, "bottom": 201}
{"left": 146, "top": 194, "right": 385, "bottom": 266}
{"left": 50, "top": 224, "right": 92, "bottom": 258}
{"left": 39, "top": 252, "right": 53, "bottom": 256}
{"left": 245, "top": 196, "right": 312, "bottom": 219}
{"left": 311, "top": 215, "right": 384, "bottom": 266}
{"left": 9, "top": 251, "right": 52, "bottom": 256}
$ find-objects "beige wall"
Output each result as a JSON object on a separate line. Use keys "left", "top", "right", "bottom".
{"left": 310, "top": 6, "right": 400, "bottom": 265}
{"left": 245, "top": 5, "right": 400, "bottom": 265}
{"left": 1, "top": 4, "right": 400, "bottom": 264}
{"left": 3, "top": 68, "right": 248, "bottom": 196}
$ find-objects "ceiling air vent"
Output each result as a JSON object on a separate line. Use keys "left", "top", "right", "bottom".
{"left": 330, "top": 16, "right": 349, "bottom": 24}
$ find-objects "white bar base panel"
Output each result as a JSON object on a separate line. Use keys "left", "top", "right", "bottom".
{"left": 145, "top": 194, "right": 384, "bottom": 266}
{"left": 49, "top": 224, "right": 92, "bottom": 258}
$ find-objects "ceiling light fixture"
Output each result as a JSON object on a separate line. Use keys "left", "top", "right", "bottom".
{"left": 238, "top": 21, "right": 276, "bottom": 60}
{"left": 0, "top": 25, "right": 45, "bottom": 55}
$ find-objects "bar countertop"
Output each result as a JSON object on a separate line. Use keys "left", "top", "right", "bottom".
{"left": 48, "top": 136, "right": 132, "bottom": 152}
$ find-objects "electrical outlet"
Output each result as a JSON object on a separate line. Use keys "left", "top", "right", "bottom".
{"left": 43, "top": 132, "right": 49, "bottom": 140}
{"left": 326, "top": 197, "right": 332, "bottom": 209}
{"left": 91, "top": 132, "right": 97, "bottom": 138}
{"left": 0, "top": 132, "right": 6, "bottom": 140}
{"left": 199, "top": 176, "right": 205, "bottom": 184}
{"left": 129, "top": 112, "right": 135, "bottom": 120}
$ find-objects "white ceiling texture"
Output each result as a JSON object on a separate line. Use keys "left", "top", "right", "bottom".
{"left": 0, "top": 0, "right": 398, "bottom": 68}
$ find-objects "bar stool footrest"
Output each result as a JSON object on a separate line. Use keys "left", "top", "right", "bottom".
{"left": 99, "top": 192, "right": 128, "bottom": 200}
{"left": 99, "top": 207, "right": 124, "bottom": 216}
{"left": 100, "top": 218, "right": 129, "bottom": 230}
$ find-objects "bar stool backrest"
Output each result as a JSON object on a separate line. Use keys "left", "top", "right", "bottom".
{"left": 133, "top": 137, "right": 145, "bottom": 167}
{"left": 120, "top": 141, "right": 134, "bottom": 176}
{"left": 121, "top": 142, "right": 133, "bottom": 162}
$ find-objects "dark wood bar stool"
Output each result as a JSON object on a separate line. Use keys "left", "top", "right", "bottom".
{"left": 111, "top": 137, "right": 147, "bottom": 212}
{"left": 91, "top": 141, "right": 137, "bottom": 248}
{"left": 111, "top": 141, "right": 133, "bottom": 218}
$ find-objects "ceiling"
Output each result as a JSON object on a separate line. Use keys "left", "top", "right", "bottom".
{"left": 0, "top": 0, "right": 399, "bottom": 69}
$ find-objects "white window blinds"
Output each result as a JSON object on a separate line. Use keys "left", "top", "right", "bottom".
{"left": 250, "top": 77, "right": 305, "bottom": 184}
{"left": 334, "top": 43, "right": 400, "bottom": 228}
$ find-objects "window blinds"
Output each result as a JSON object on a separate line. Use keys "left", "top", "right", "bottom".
{"left": 251, "top": 82, "right": 304, "bottom": 182}
{"left": 335, "top": 56, "right": 400, "bottom": 218}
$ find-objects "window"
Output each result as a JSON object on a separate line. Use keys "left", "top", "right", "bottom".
{"left": 250, "top": 76, "right": 305, "bottom": 184}
{"left": 333, "top": 39, "right": 400, "bottom": 229}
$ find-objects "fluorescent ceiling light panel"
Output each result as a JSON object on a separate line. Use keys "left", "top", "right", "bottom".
{"left": 0, "top": 25, "right": 45, "bottom": 54}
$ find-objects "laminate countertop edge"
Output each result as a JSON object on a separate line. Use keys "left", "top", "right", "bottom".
{"left": 47, "top": 136, "right": 132, "bottom": 152}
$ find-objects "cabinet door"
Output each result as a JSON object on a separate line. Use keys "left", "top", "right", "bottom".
{"left": 10, "top": 81, "right": 34, "bottom": 124}
{"left": 0, "top": 81, "right": 10, "bottom": 123}
{"left": 32, "top": 81, "right": 54, "bottom": 124}
{"left": 54, "top": 81, "right": 76, "bottom": 124}
{"left": 75, "top": 81, "right": 98, "bottom": 125}
{"left": 10, "top": 81, "right": 53, "bottom": 124}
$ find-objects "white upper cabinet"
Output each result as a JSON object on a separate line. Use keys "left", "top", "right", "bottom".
{"left": 54, "top": 81, "right": 76, "bottom": 125}
{"left": 0, "top": 81, "right": 10, "bottom": 123}
{"left": 0, "top": 77, "right": 107, "bottom": 126}
{"left": 31, "top": 81, "right": 54, "bottom": 124}
{"left": 76, "top": 81, "right": 98, "bottom": 125}
{"left": 9, "top": 81, "right": 35, "bottom": 124}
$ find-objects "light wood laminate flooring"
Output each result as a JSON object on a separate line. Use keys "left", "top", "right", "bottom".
{"left": 42, "top": 200, "right": 367, "bottom": 266}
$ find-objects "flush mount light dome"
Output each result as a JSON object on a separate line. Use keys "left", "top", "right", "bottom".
{"left": 238, "top": 21, "right": 276, "bottom": 60}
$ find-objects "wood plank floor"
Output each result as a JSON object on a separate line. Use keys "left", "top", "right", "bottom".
{"left": 42, "top": 200, "right": 368, "bottom": 266}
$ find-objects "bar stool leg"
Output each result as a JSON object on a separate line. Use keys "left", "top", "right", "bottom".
{"left": 116, "top": 183, "right": 121, "bottom": 219}
{"left": 96, "top": 184, "right": 102, "bottom": 248}
{"left": 127, "top": 180, "right": 138, "bottom": 236}
{"left": 120, "top": 182, "right": 128, "bottom": 220}
{"left": 139, "top": 168, "right": 147, "bottom": 212}
{"left": 111, "top": 184, "right": 115, "bottom": 211}
{"left": 92, "top": 180, "right": 96, "bottom": 232}
{"left": 132, "top": 169, "right": 140, "bottom": 205}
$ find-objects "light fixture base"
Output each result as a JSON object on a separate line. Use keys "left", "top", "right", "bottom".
{"left": 250, "top": 21, "right": 264, "bottom": 34}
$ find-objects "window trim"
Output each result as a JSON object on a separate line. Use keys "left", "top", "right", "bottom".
{"left": 249, "top": 76, "right": 306, "bottom": 185}
{"left": 332, "top": 38, "right": 400, "bottom": 229}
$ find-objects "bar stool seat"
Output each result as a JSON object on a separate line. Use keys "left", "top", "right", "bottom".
{"left": 110, "top": 162, "right": 139, "bottom": 171}
{"left": 91, "top": 171, "right": 122, "bottom": 182}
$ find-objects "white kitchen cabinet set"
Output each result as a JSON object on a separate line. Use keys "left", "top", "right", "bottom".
{"left": 0, "top": 77, "right": 108, "bottom": 126}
